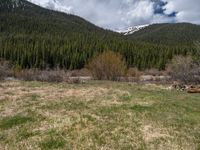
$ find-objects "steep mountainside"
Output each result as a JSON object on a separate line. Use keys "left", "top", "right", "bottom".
{"left": 128, "top": 23, "right": 200, "bottom": 45}
{"left": 0, "top": 0, "right": 198, "bottom": 70}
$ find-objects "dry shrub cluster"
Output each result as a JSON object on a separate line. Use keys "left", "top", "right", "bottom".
{"left": 124, "top": 68, "right": 142, "bottom": 82}
{"left": 70, "top": 68, "right": 91, "bottom": 77}
{"left": 127, "top": 68, "right": 142, "bottom": 77}
{"left": 88, "top": 51, "right": 127, "bottom": 81}
{"left": 13, "top": 69, "right": 86, "bottom": 83}
{"left": 0, "top": 58, "right": 86, "bottom": 83}
{"left": 14, "top": 69, "right": 67, "bottom": 82}
{"left": 144, "top": 68, "right": 167, "bottom": 76}
{"left": 167, "top": 55, "right": 200, "bottom": 84}
{"left": 0, "top": 59, "right": 12, "bottom": 80}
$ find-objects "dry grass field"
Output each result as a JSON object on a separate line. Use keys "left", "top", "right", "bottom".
{"left": 0, "top": 80, "right": 200, "bottom": 150}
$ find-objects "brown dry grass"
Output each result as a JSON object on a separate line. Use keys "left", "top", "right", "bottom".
{"left": 0, "top": 80, "right": 200, "bottom": 150}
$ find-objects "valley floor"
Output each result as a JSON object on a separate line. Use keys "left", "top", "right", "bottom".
{"left": 0, "top": 80, "right": 200, "bottom": 150}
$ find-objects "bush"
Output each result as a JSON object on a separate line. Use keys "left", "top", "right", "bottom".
{"left": 167, "top": 55, "right": 200, "bottom": 84}
{"left": 127, "top": 68, "right": 142, "bottom": 77}
{"left": 70, "top": 68, "right": 91, "bottom": 77}
{"left": 11, "top": 68, "right": 89, "bottom": 83}
{"left": 88, "top": 51, "right": 127, "bottom": 80}
{"left": 144, "top": 68, "right": 167, "bottom": 76}
{"left": 14, "top": 69, "right": 67, "bottom": 82}
{"left": 0, "top": 59, "right": 12, "bottom": 80}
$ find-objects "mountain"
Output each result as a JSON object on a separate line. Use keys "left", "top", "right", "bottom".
{"left": 0, "top": 0, "right": 198, "bottom": 70}
{"left": 117, "top": 24, "right": 149, "bottom": 35}
{"left": 0, "top": 0, "right": 115, "bottom": 35}
{"left": 128, "top": 23, "right": 200, "bottom": 45}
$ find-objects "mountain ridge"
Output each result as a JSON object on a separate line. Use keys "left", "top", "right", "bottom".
{"left": 128, "top": 23, "right": 200, "bottom": 45}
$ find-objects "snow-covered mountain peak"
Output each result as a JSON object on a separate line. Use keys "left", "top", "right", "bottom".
{"left": 117, "top": 24, "right": 150, "bottom": 35}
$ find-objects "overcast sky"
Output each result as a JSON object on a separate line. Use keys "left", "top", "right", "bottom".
{"left": 28, "top": 0, "right": 200, "bottom": 30}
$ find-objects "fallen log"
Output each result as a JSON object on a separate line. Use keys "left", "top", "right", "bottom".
{"left": 187, "top": 88, "right": 200, "bottom": 93}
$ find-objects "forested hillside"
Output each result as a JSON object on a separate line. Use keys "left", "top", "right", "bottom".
{"left": 0, "top": 0, "right": 198, "bottom": 70}
{"left": 129, "top": 23, "right": 200, "bottom": 45}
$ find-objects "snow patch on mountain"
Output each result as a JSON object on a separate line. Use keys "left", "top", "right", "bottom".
{"left": 117, "top": 24, "right": 150, "bottom": 35}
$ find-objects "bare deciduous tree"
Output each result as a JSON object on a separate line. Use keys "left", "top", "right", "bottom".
{"left": 167, "top": 55, "right": 200, "bottom": 84}
{"left": 0, "top": 59, "right": 11, "bottom": 80}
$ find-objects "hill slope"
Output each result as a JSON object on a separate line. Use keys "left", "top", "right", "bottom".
{"left": 0, "top": 0, "right": 115, "bottom": 35}
{"left": 128, "top": 23, "right": 200, "bottom": 45}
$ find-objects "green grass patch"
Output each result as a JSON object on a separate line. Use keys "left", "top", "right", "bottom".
{"left": 29, "top": 94, "right": 40, "bottom": 101}
{"left": 40, "top": 138, "right": 65, "bottom": 150}
{"left": 0, "top": 115, "right": 34, "bottom": 130}
{"left": 119, "top": 93, "right": 132, "bottom": 101}
{"left": 40, "top": 131, "right": 66, "bottom": 150}
{"left": 0, "top": 133, "right": 6, "bottom": 141}
{"left": 17, "top": 128, "right": 40, "bottom": 141}
{"left": 130, "top": 105, "right": 152, "bottom": 112}
{"left": 42, "top": 99, "right": 89, "bottom": 111}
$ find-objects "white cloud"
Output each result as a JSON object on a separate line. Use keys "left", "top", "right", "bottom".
{"left": 28, "top": 0, "right": 72, "bottom": 13}
{"left": 27, "top": 0, "right": 200, "bottom": 30}
{"left": 163, "top": 0, "right": 200, "bottom": 24}
{"left": 151, "top": 14, "right": 176, "bottom": 24}
{"left": 56, "top": 0, "right": 157, "bottom": 30}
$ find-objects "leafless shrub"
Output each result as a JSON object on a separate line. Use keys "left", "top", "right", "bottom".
{"left": 88, "top": 51, "right": 127, "bottom": 81}
{"left": 70, "top": 68, "right": 91, "bottom": 77}
{"left": 66, "top": 77, "right": 82, "bottom": 84}
{"left": 0, "top": 59, "right": 12, "bottom": 80}
{"left": 125, "top": 68, "right": 142, "bottom": 82}
{"left": 144, "top": 68, "right": 167, "bottom": 76}
{"left": 127, "top": 68, "right": 142, "bottom": 77}
{"left": 14, "top": 69, "right": 67, "bottom": 82}
{"left": 40, "top": 70, "right": 66, "bottom": 82}
{"left": 13, "top": 69, "right": 91, "bottom": 83}
{"left": 167, "top": 55, "right": 200, "bottom": 84}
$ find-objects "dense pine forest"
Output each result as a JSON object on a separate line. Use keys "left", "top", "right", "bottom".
{"left": 0, "top": 0, "right": 199, "bottom": 70}
{"left": 129, "top": 23, "right": 200, "bottom": 45}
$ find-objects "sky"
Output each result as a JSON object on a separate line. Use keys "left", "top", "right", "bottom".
{"left": 28, "top": 0, "right": 200, "bottom": 30}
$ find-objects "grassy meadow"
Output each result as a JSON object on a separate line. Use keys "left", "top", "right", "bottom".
{"left": 0, "top": 80, "right": 200, "bottom": 150}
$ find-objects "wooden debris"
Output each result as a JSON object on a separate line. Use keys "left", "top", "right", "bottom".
{"left": 187, "top": 86, "right": 200, "bottom": 93}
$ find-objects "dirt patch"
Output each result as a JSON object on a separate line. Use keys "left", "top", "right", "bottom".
{"left": 136, "top": 101, "right": 155, "bottom": 106}
{"left": 64, "top": 87, "right": 108, "bottom": 98}
{"left": 141, "top": 124, "right": 171, "bottom": 143}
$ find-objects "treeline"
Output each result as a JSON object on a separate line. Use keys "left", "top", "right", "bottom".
{"left": 0, "top": 34, "right": 196, "bottom": 70}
